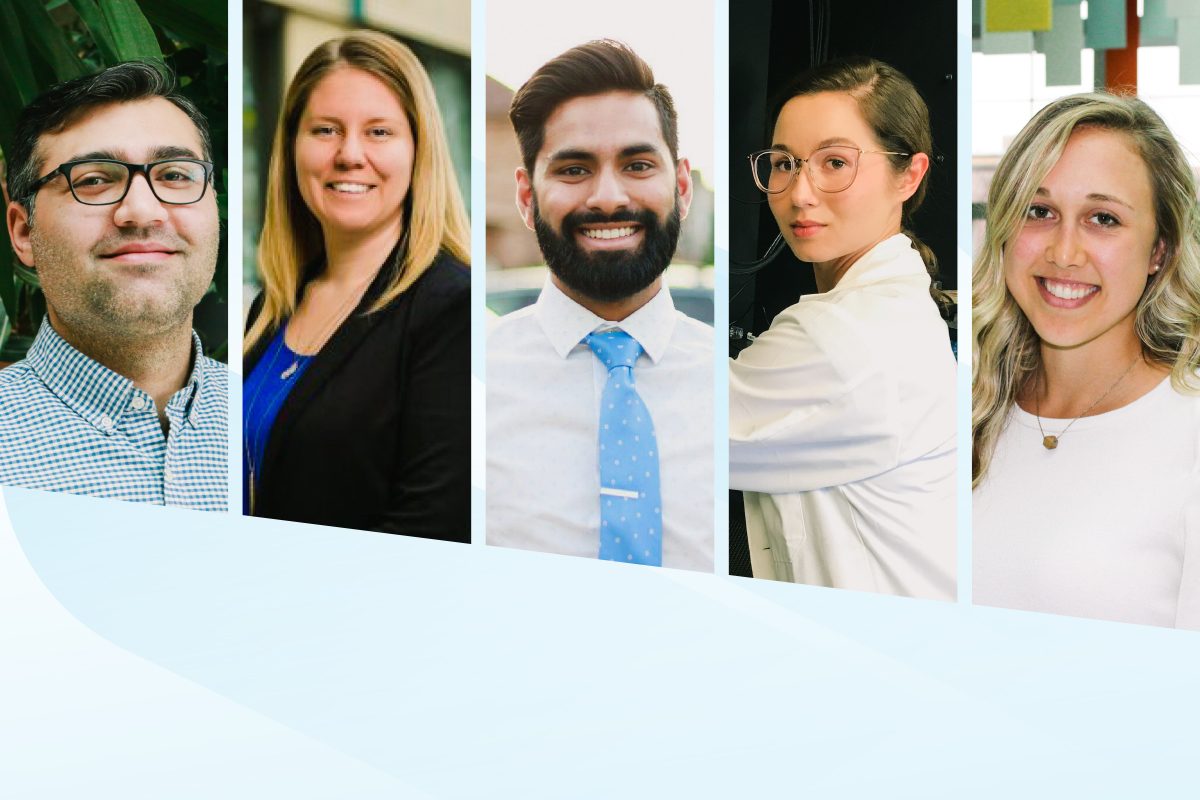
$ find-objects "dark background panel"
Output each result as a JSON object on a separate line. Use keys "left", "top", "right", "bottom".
{"left": 728, "top": 0, "right": 958, "bottom": 578}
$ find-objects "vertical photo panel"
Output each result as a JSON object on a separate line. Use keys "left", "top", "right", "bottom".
{"left": 0, "top": 4, "right": 229, "bottom": 510}
{"left": 241, "top": 4, "right": 472, "bottom": 541}
{"left": 972, "top": 0, "right": 1200, "bottom": 630}
{"left": 485, "top": 1, "right": 716, "bottom": 570}
{"left": 728, "top": 0, "right": 959, "bottom": 598}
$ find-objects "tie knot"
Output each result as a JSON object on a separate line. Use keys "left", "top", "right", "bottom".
{"left": 585, "top": 330, "right": 643, "bottom": 371}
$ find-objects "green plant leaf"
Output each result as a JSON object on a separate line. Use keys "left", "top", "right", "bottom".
{"left": 14, "top": 1, "right": 88, "bottom": 82}
{"left": 99, "top": 0, "right": 163, "bottom": 62}
{"left": 68, "top": 0, "right": 121, "bottom": 64}
{"left": 137, "top": 0, "right": 227, "bottom": 53}
{"left": 0, "top": 4, "right": 37, "bottom": 104}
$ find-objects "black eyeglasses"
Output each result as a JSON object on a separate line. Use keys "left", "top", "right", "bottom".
{"left": 27, "top": 158, "right": 215, "bottom": 206}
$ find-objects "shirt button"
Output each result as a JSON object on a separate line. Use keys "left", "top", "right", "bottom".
{"left": 131, "top": 395, "right": 147, "bottom": 410}
{"left": 97, "top": 414, "right": 113, "bottom": 431}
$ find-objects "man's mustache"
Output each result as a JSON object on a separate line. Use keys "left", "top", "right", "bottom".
{"left": 560, "top": 209, "right": 659, "bottom": 235}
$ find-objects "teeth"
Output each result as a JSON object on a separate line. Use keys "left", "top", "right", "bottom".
{"left": 582, "top": 226, "right": 636, "bottom": 240}
{"left": 329, "top": 183, "right": 370, "bottom": 194}
{"left": 1043, "top": 278, "right": 1098, "bottom": 300}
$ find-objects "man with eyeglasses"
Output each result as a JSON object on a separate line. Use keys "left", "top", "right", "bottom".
{"left": 0, "top": 62, "right": 227, "bottom": 510}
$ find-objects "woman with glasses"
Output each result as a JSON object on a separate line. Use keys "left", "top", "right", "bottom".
{"left": 973, "top": 93, "right": 1200, "bottom": 629}
{"left": 729, "top": 57, "right": 956, "bottom": 599}
{"left": 242, "top": 31, "right": 471, "bottom": 539}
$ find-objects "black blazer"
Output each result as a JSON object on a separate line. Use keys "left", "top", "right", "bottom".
{"left": 244, "top": 250, "right": 470, "bottom": 542}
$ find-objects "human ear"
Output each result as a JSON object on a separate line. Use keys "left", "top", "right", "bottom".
{"left": 896, "top": 152, "right": 930, "bottom": 203}
{"left": 515, "top": 167, "right": 536, "bottom": 232}
{"left": 675, "top": 157, "right": 694, "bottom": 221}
{"left": 1149, "top": 239, "right": 1166, "bottom": 274}
{"left": 6, "top": 201, "right": 35, "bottom": 268}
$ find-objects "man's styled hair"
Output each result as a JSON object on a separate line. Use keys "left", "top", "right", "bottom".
{"left": 508, "top": 39, "right": 679, "bottom": 173}
{"left": 5, "top": 61, "right": 212, "bottom": 214}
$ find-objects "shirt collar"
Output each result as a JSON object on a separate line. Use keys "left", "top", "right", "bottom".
{"left": 533, "top": 276, "right": 679, "bottom": 364}
{"left": 808, "top": 233, "right": 929, "bottom": 299}
{"left": 25, "top": 319, "right": 210, "bottom": 432}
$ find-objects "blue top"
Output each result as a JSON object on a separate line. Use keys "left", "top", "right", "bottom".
{"left": 0, "top": 317, "right": 229, "bottom": 510}
{"left": 242, "top": 325, "right": 313, "bottom": 514}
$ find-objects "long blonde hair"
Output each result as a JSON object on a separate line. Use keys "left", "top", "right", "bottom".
{"left": 972, "top": 92, "right": 1200, "bottom": 485}
{"left": 245, "top": 30, "right": 470, "bottom": 353}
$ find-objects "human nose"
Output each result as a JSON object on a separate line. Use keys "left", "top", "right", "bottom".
{"left": 1046, "top": 221, "right": 1084, "bottom": 269}
{"left": 787, "top": 159, "right": 820, "bottom": 207}
{"left": 336, "top": 132, "right": 365, "bottom": 168}
{"left": 586, "top": 166, "right": 630, "bottom": 214}
{"left": 111, "top": 170, "right": 167, "bottom": 227}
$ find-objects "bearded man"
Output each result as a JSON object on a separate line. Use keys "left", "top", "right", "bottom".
{"left": 486, "top": 40, "right": 713, "bottom": 570}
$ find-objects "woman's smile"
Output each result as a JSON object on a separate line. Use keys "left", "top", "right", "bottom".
{"left": 294, "top": 66, "right": 415, "bottom": 239}
{"left": 1003, "top": 127, "right": 1159, "bottom": 351}
{"left": 1036, "top": 276, "right": 1100, "bottom": 307}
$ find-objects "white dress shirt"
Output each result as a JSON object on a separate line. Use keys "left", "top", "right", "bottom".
{"left": 729, "top": 234, "right": 956, "bottom": 599}
{"left": 974, "top": 379, "right": 1200, "bottom": 629}
{"left": 487, "top": 278, "right": 714, "bottom": 571}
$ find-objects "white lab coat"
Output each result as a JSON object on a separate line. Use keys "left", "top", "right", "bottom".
{"left": 729, "top": 234, "right": 957, "bottom": 599}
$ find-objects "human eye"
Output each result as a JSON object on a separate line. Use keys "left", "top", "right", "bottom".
{"left": 154, "top": 163, "right": 202, "bottom": 186}
{"left": 817, "top": 148, "right": 856, "bottom": 172}
{"left": 367, "top": 126, "right": 392, "bottom": 138}
{"left": 1025, "top": 203, "right": 1055, "bottom": 222}
{"left": 770, "top": 153, "right": 795, "bottom": 173}
{"left": 71, "top": 172, "right": 115, "bottom": 188}
{"left": 310, "top": 124, "right": 338, "bottom": 137}
{"left": 556, "top": 164, "right": 590, "bottom": 178}
{"left": 1089, "top": 210, "right": 1121, "bottom": 228}
{"left": 625, "top": 160, "right": 657, "bottom": 174}
{"left": 70, "top": 167, "right": 119, "bottom": 188}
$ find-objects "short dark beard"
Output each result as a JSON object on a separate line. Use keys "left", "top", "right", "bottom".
{"left": 532, "top": 197, "right": 681, "bottom": 304}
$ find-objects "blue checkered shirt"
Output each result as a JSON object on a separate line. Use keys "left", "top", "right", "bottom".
{"left": 0, "top": 320, "right": 228, "bottom": 510}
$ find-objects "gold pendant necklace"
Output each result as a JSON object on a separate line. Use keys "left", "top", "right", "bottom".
{"left": 282, "top": 272, "right": 375, "bottom": 378}
{"left": 1034, "top": 354, "right": 1140, "bottom": 450}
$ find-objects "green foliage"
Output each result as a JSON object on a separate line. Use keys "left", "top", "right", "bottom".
{"left": 0, "top": 0, "right": 227, "bottom": 360}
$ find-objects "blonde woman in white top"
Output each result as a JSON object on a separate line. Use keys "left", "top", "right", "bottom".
{"left": 729, "top": 58, "right": 957, "bottom": 599}
{"left": 973, "top": 93, "right": 1200, "bottom": 629}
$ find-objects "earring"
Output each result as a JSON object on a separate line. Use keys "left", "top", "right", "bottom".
{"left": 1151, "top": 263, "right": 1161, "bottom": 274}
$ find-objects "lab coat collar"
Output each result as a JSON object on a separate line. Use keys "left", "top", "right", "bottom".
{"left": 534, "top": 276, "right": 678, "bottom": 364}
{"left": 810, "top": 233, "right": 928, "bottom": 299}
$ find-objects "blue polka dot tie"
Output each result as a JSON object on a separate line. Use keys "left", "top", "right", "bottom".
{"left": 585, "top": 330, "right": 662, "bottom": 567}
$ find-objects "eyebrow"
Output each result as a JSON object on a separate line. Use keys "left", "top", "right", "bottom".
{"left": 546, "top": 143, "right": 664, "bottom": 163}
{"left": 65, "top": 145, "right": 203, "bottom": 162}
{"left": 771, "top": 137, "right": 860, "bottom": 152}
{"left": 1033, "top": 187, "right": 1134, "bottom": 210}
{"left": 307, "top": 115, "right": 402, "bottom": 125}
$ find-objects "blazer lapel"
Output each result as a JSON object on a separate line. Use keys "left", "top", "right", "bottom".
{"left": 259, "top": 248, "right": 400, "bottom": 492}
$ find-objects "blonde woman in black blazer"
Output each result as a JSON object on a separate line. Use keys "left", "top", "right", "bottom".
{"left": 243, "top": 31, "right": 470, "bottom": 541}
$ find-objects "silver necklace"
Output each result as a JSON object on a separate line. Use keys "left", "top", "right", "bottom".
{"left": 1034, "top": 355, "right": 1140, "bottom": 450}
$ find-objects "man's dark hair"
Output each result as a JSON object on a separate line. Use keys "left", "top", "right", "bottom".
{"left": 508, "top": 39, "right": 678, "bottom": 174}
{"left": 6, "top": 61, "right": 212, "bottom": 214}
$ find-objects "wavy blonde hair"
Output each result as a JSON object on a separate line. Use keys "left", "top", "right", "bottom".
{"left": 973, "top": 92, "right": 1200, "bottom": 485}
{"left": 245, "top": 30, "right": 470, "bottom": 353}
